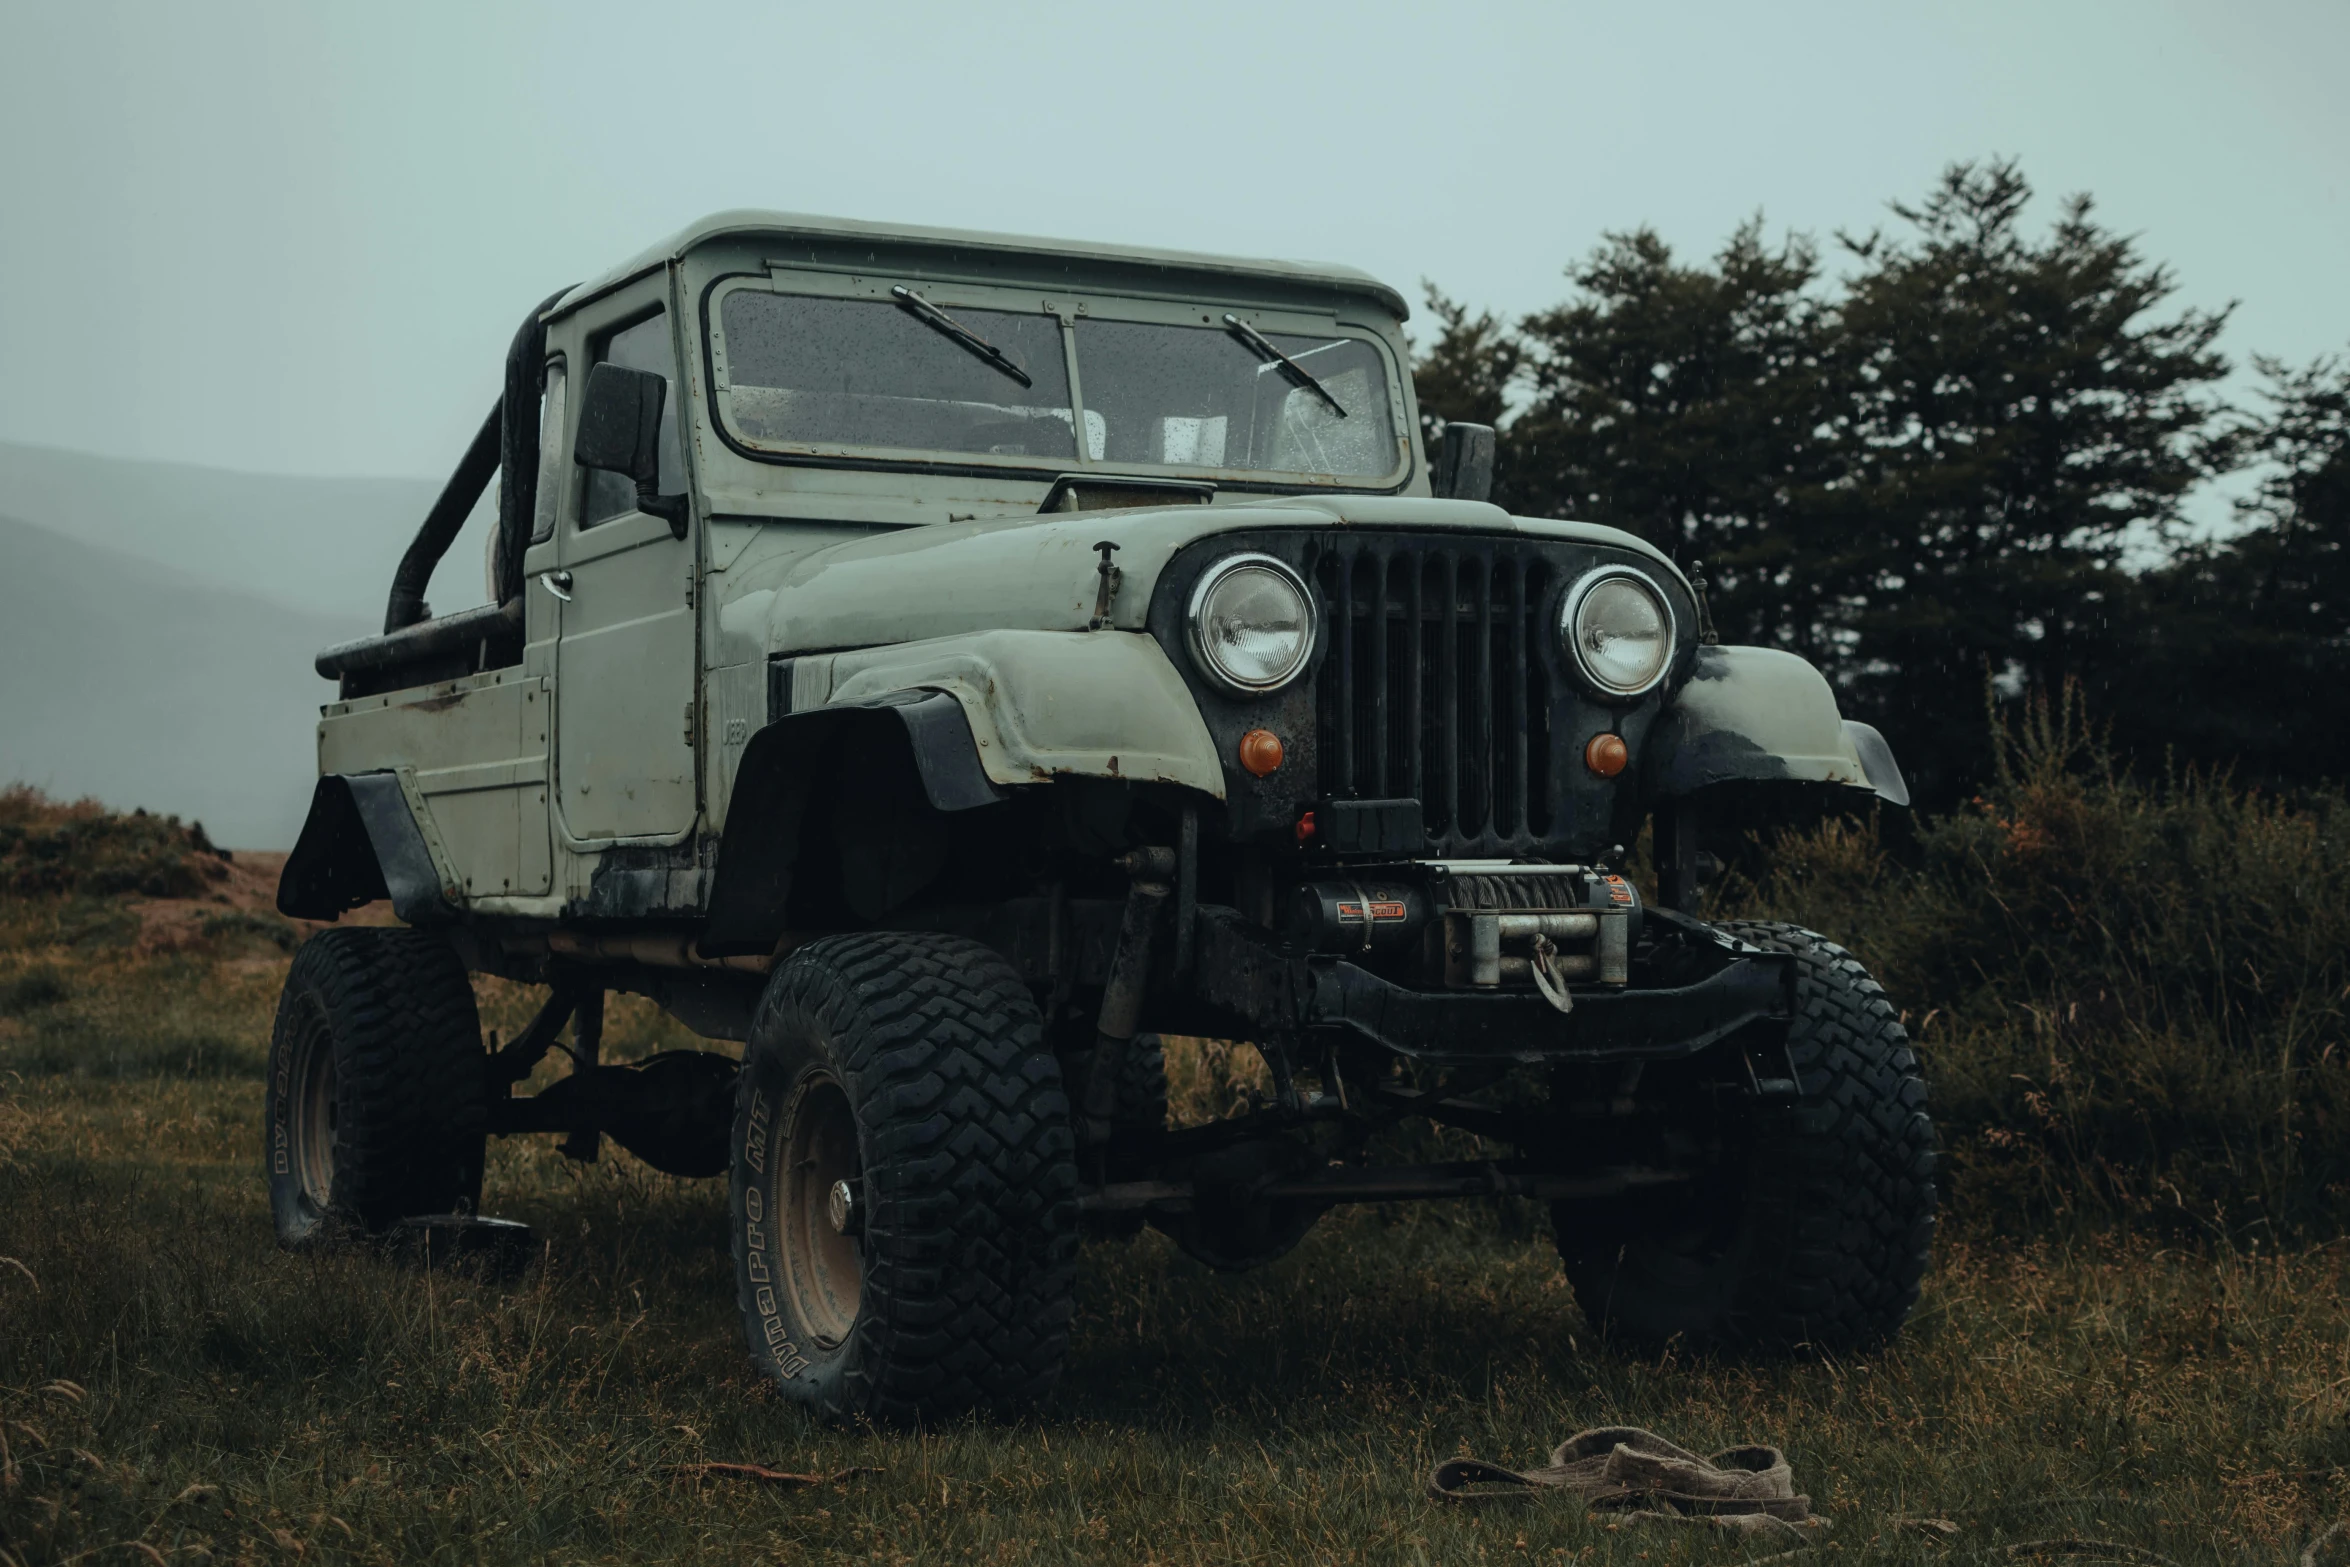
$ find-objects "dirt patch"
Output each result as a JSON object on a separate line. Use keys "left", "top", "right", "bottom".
{"left": 126, "top": 850, "right": 392, "bottom": 955}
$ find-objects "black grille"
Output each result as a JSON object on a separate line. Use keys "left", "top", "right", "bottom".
{"left": 1312, "top": 538, "right": 1553, "bottom": 854}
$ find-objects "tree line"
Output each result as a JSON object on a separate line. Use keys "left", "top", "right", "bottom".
{"left": 1413, "top": 159, "right": 2350, "bottom": 807}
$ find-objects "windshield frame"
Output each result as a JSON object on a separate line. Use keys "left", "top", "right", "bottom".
{"left": 700, "top": 268, "right": 1414, "bottom": 493}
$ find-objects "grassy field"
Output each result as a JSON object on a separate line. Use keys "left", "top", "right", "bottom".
{"left": 4, "top": 764, "right": 2350, "bottom": 1566}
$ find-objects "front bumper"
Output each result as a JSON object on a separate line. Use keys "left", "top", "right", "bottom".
{"left": 1189, "top": 906, "right": 1792, "bottom": 1064}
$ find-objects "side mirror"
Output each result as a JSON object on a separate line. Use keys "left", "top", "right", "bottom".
{"left": 574, "top": 362, "right": 689, "bottom": 537}
{"left": 1431, "top": 422, "right": 1496, "bottom": 504}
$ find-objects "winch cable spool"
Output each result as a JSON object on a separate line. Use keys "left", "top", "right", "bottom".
{"left": 1288, "top": 862, "right": 1637, "bottom": 993}
{"left": 1422, "top": 863, "right": 1638, "bottom": 991}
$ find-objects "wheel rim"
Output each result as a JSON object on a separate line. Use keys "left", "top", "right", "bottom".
{"left": 778, "top": 1073, "right": 862, "bottom": 1348}
{"left": 290, "top": 1021, "right": 339, "bottom": 1211}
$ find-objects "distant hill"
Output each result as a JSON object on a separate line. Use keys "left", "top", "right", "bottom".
{"left": 0, "top": 441, "right": 510, "bottom": 849}
{"left": 0, "top": 439, "right": 493, "bottom": 623}
{"left": 0, "top": 514, "right": 363, "bottom": 849}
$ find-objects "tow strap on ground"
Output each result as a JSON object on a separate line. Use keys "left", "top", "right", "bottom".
{"left": 1431, "top": 1433, "right": 2350, "bottom": 1564}
{"left": 1428, "top": 1426, "right": 1825, "bottom": 1542}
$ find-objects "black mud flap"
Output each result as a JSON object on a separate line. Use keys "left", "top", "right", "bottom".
{"left": 277, "top": 774, "right": 454, "bottom": 924}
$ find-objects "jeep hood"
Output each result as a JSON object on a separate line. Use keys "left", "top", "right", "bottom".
{"left": 723, "top": 496, "right": 1684, "bottom": 657}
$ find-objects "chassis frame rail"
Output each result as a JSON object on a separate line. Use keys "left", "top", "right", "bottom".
{"left": 1079, "top": 1161, "right": 1690, "bottom": 1212}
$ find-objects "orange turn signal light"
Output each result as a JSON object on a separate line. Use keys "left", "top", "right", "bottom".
{"left": 1238, "top": 728, "right": 1285, "bottom": 777}
{"left": 1585, "top": 732, "right": 1629, "bottom": 778}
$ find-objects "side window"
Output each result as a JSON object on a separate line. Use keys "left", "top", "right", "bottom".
{"left": 583, "top": 309, "right": 686, "bottom": 527}
{"left": 529, "top": 359, "right": 568, "bottom": 545}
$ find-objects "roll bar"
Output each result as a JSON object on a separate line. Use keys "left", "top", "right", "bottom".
{"left": 381, "top": 286, "right": 572, "bottom": 634}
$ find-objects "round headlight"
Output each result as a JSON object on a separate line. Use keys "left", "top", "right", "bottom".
{"left": 1562, "top": 567, "right": 1674, "bottom": 698}
{"left": 1187, "top": 553, "right": 1315, "bottom": 694}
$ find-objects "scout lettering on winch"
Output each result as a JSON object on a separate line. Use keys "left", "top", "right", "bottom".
{"left": 262, "top": 211, "right": 1935, "bottom": 1426}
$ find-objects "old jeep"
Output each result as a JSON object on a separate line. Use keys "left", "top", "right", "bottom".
{"left": 272, "top": 211, "right": 1934, "bottom": 1421}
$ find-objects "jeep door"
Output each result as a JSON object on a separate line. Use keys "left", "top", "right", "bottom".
{"left": 550, "top": 286, "right": 699, "bottom": 845}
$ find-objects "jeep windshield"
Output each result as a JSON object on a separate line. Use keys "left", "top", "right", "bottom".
{"left": 709, "top": 286, "right": 1403, "bottom": 484}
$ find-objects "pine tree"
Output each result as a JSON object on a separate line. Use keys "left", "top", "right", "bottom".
{"left": 1496, "top": 223, "right": 1839, "bottom": 655}
{"left": 1821, "top": 160, "right": 2234, "bottom": 801}
{"left": 1410, "top": 287, "right": 1522, "bottom": 446}
{"left": 2112, "top": 350, "right": 2350, "bottom": 783}
{"left": 1411, "top": 160, "right": 2246, "bottom": 804}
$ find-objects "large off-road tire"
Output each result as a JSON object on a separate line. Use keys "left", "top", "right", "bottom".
{"left": 265, "top": 927, "right": 488, "bottom": 1247}
{"left": 730, "top": 932, "right": 1079, "bottom": 1423}
{"left": 1557, "top": 922, "right": 1935, "bottom": 1352}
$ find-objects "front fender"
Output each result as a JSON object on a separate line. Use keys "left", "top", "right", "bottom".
{"left": 703, "top": 633, "right": 1223, "bottom": 956}
{"left": 1644, "top": 646, "right": 1908, "bottom": 806}
{"left": 803, "top": 629, "right": 1226, "bottom": 799}
{"left": 701, "top": 690, "right": 1003, "bottom": 954}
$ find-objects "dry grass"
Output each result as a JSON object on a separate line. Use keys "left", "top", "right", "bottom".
{"left": 2, "top": 781, "right": 2348, "bottom": 1563}
{"left": 5, "top": 1061, "right": 2350, "bottom": 1564}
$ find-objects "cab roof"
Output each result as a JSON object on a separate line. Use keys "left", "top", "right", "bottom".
{"left": 548, "top": 209, "right": 1411, "bottom": 323}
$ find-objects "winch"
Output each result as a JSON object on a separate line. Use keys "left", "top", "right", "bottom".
{"left": 1285, "top": 862, "right": 1641, "bottom": 994}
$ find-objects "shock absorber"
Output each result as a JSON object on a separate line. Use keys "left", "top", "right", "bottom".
{"left": 1083, "top": 846, "right": 1172, "bottom": 1145}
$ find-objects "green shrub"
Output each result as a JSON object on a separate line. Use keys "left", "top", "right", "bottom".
{"left": 0, "top": 784, "right": 229, "bottom": 900}
{"left": 1721, "top": 687, "right": 2350, "bottom": 1238}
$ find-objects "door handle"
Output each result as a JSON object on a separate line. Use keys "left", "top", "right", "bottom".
{"left": 540, "top": 570, "right": 574, "bottom": 602}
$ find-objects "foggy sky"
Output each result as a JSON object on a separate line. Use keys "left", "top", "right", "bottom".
{"left": 3, "top": 0, "right": 2345, "bottom": 485}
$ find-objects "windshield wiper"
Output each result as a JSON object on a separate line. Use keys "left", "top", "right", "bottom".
{"left": 891, "top": 285, "right": 1034, "bottom": 389}
{"left": 1222, "top": 314, "right": 1348, "bottom": 418}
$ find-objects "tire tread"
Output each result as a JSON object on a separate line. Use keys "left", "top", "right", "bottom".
{"left": 1560, "top": 920, "right": 1936, "bottom": 1352}
{"left": 266, "top": 927, "right": 485, "bottom": 1242}
{"left": 735, "top": 931, "right": 1077, "bottom": 1423}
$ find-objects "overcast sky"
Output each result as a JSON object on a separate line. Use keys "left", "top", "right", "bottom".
{"left": 3, "top": 0, "right": 2344, "bottom": 482}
